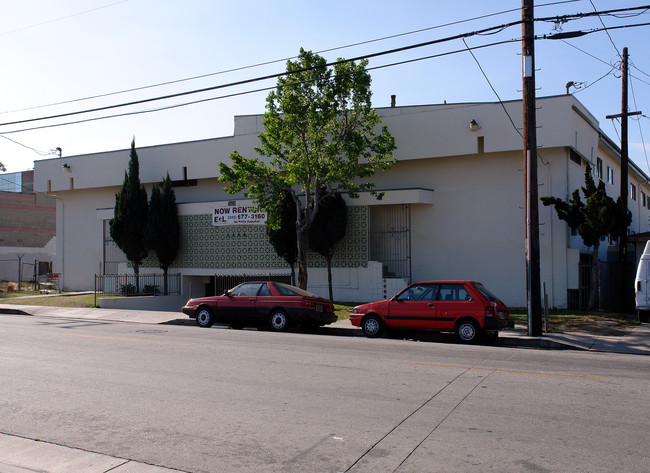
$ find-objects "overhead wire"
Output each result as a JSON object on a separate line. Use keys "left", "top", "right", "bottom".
{"left": 461, "top": 38, "right": 522, "bottom": 139}
{"left": 1, "top": 38, "right": 523, "bottom": 135}
{"left": 0, "top": 0, "right": 581, "bottom": 116}
{"left": 0, "top": 0, "right": 130, "bottom": 37}
{"left": 629, "top": 74, "right": 650, "bottom": 173}
{"left": 3, "top": 6, "right": 649, "bottom": 132}
{"left": 589, "top": 0, "right": 622, "bottom": 58}
{"left": 0, "top": 135, "right": 56, "bottom": 156}
{"left": 0, "top": 19, "right": 526, "bottom": 130}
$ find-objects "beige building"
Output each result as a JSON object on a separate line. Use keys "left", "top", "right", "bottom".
{"left": 33, "top": 95, "right": 650, "bottom": 308}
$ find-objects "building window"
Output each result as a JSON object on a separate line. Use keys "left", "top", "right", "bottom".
{"left": 595, "top": 158, "right": 603, "bottom": 180}
{"left": 607, "top": 166, "right": 614, "bottom": 185}
{"left": 569, "top": 149, "right": 582, "bottom": 165}
{"left": 643, "top": 191, "right": 647, "bottom": 208}
{"left": 631, "top": 184, "right": 637, "bottom": 201}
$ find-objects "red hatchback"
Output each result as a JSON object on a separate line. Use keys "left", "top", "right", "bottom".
{"left": 349, "top": 280, "right": 512, "bottom": 343}
{"left": 182, "top": 281, "right": 337, "bottom": 331}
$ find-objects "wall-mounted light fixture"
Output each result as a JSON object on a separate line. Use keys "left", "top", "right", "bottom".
{"left": 62, "top": 163, "right": 71, "bottom": 172}
{"left": 469, "top": 119, "right": 481, "bottom": 131}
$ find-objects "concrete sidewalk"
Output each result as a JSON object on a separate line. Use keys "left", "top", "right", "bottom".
{"left": 1, "top": 303, "right": 649, "bottom": 355}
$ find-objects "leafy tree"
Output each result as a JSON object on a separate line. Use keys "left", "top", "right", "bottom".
{"left": 266, "top": 189, "right": 298, "bottom": 285}
{"left": 147, "top": 173, "right": 180, "bottom": 295}
{"left": 219, "top": 48, "right": 396, "bottom": 289}
{"left": 110, "top": 139, "right": 149, "bottom": 290}
{"left": 541, "top": 163, "right": 631, "bottom": 309}
{"left": 309, "top": 192, "right": 347, "bottom": 300}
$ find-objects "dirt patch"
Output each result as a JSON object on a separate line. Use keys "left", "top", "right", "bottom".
{"left": 551, "top": 320, "right": 636, "bottom": 336}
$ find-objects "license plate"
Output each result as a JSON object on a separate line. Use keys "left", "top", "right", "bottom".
{"left": 316, "top": 304, "right": 323, "bottom": 312}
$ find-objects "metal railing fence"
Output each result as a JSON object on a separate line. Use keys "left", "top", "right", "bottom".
{"left": 95, "top": 273, "right": 181, "bottom": 306}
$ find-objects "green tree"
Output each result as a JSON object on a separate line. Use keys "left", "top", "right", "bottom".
{"left": 110, "top": 139, "right": 149, "bottom": 290}
{"left": 219, "top": 48, "right": 396, "bottom": 289}
{"left": 266, "top": 189, "right": 298, "bottom": 285}
{"left": 147, "top": 173, "right": 180, "bottom": 295}
{"left": 541, "top": 163, "right": 631, "bottom": 309}
{"left": 309, "top": 192, "right": 347, "bottom": 300}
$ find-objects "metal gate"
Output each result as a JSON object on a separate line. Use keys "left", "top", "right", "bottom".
{"left": 368, "top": 204, "right": 411, "bottom": 280}
{"left": 568, "top": 252, "right": 593, "bottom": 309}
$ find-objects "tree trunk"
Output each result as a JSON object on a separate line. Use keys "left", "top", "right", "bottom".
{"left": 133, "top": 263, "right": 140, "bottom": 294}
{"left": 588, "top": 243, "right": 600, "bottom": 310}
{"left": 296, "top": 230, "right": 308, "bottom": 290}
{"left": 326, "top": 253, "right": 333, "bottom": 301}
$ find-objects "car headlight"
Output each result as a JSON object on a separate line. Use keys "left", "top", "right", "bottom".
{"left": 352, "top": 308, "right": 358, "bottom": 314}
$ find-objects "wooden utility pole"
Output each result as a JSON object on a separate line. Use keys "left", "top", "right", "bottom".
{"left": 522, "top": 0, "right": 542, "bottom": 336}
{"left": 606, "top": 47, "right": 641, "bottom": 310}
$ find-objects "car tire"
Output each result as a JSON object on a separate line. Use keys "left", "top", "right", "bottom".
{"left": 362, "top": 315, "right": 384, "bottom": 338}
{"left": 269, "top": 310, "right": 289, "bottom": 332}
{"left": 455, "top": 319, "right": 480, "bottom": 344}
{"left": 196, "top": 307, "right": 214, "bottom": 328}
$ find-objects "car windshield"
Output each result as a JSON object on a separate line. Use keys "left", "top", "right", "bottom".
{"left": 472, "top": 283, "right": 504, "bottom": 304}
{"left": 274, "top": 282, "right": 318, "bottom": 298}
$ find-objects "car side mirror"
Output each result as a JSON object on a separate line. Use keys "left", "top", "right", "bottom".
{"left": 224, "top": 290, "right": 232, "bottom": 297}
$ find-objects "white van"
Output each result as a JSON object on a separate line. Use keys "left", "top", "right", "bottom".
{"left": 634, "top": 240, "right": 650, "bottom": 321}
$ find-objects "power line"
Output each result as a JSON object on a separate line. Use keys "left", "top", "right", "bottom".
{"left": 0, "top": 19, "right": 526, "bottom": 130}
{"left": 589, "top": 0, "right": 622, "bottom": 58}
{"left": 0, "top": 134, "right": 57, "bottom": 156}
{"left": 0, "top": 0, "right": 130, "bottom": 37}
{"left": 629, "top": 74, "right": 649, "bottom": 173}
{"left": 1, "top": 38, "right": 522, "bottom": 135}
{"left": 1, "top": 4, "right": 647, "bottom": 136}
{"left": 0, "top": 0, "right": 580, "bottom": 116}
{"left": 461, "top": 38, "right": 522, "bottom": 139}
{"left": 4, "top": 4, "right": 648, "bottom": 131}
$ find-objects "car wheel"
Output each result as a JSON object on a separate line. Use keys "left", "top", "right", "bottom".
{"left": 269, "top": 310, "right": 289, "bottom": 331}
{"left": 196, "top": 307, "right": 214, "bottom": 328}
{"left": 362, "top": 315, "right": 384, "bottom": 338}
{"left": 455, "top": 319, "right": 480, "bottom": 343}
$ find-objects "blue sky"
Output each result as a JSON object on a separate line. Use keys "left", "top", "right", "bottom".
{"left": 1, "top": 0, "right": 648, "bottom": 176}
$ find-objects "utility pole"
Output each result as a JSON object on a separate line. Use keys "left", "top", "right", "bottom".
{"left": 606, "top": 47, "right": 641, "bottom": 310}
{"left": 522, "top": 0, "right": 542, "bottom": 336}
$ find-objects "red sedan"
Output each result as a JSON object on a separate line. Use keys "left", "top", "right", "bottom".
{"left": 182, "top": 281, "right": 337, "bottom": 331}
{"left": 349, "top": 280, "right": 512, "bottom": 343}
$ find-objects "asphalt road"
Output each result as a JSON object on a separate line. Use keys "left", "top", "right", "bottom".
{"left": 1, "top": 313, "right": 649, "bottom": 473}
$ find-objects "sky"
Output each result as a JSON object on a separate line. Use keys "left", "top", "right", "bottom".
{"left": 1, "top": 0, "right": 649, "bottom": 178}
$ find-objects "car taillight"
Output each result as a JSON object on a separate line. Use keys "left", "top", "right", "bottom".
{"left": 485, "top": 306, "right": 496, "bottom": 318}
{"left": 303, "top": 299, "right": 315, "bottom": 308}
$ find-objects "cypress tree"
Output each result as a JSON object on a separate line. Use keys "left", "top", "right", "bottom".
{"left": 109, "top": 139, "right": 149, "bottom": 290}
{"left": 147, "top": 173, "right": 180, "bottom": 295}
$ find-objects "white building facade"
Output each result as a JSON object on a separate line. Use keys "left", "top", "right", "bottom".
{"left": 33, "top": 95, "right": 650, "bottom": 308}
